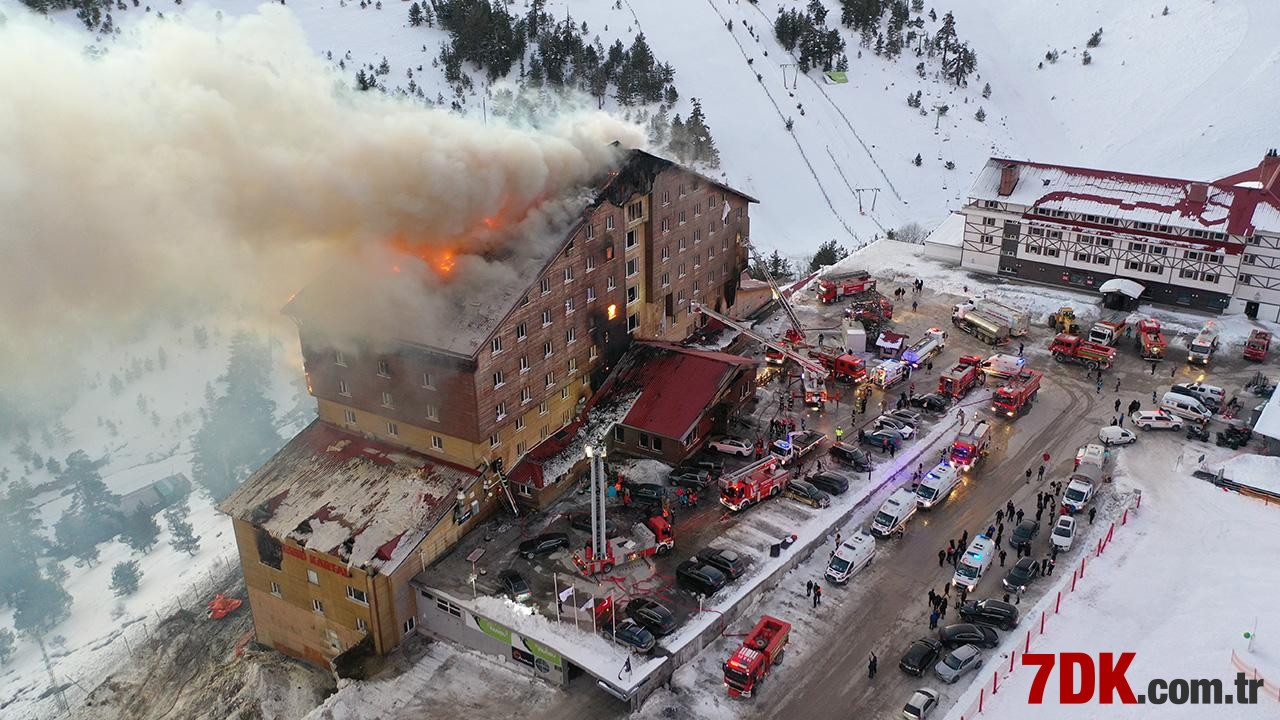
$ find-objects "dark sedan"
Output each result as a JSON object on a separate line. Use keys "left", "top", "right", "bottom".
{"left": 518, "top": 532, "right": 569, "bottom": 560}
{"left": 668, "top": 469, "right": 712, "bottom": 490}
{"left": 899, "top": 637, "right": 944, "bottom": 676}
{"left": 1002, "top": 556, "right": 1040, "bottom": 593}
{"left": 937, "top": 623, "right": 999, "bottom": 649}
{"left": 497, "top": 570, "right": 531, "bottom": 603}
{"left": 859, "top": 428, "right": 904, "bottom": 452}
{"left": 676, "top": 560, "right": 729, "bottom": 596}
{"left": 1009, "top": 519, "right": 1040, "bottom": 549}
{"left": 568, "top": 514, "right": 618, "bottom": 538}
{"left": 909, "top": 393, "right": 950, "bottom": 413}
{"left": 958, "top": 599, "right": 1019, "bottom": 630}
{"left": 625, "top": 598, "right": 677, "bottom": 636}
{"left": 829, "top": 442, "right": 874, "bottom": 471}
{"left": 808, "top": 471, "right": 851, "bottom": 496}
{"left": 697, "top": 547, "right": 748, "bottom": 580}
{"left": 602, "top": 618, "right": 655, "bottom": 653}
{"left": 622, "top": 482, "right": 667, "bottom": 505}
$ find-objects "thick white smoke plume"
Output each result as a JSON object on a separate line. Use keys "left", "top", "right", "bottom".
{"left": 0, "top": 4, "right": 644, "bottom": 418}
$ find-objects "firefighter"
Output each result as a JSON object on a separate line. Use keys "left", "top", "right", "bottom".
{"left": 835, "top": 426, "right": 844, "bottom": 442}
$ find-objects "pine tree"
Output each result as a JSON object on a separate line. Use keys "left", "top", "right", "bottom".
{"left": 913, "top": 153, "right": 923, "bottom": 166}
{"left": 749, "top": 250, "right": 794, "bottom": 281}
{"left": 54, "top": 451, "right": 122, "bottom": 564}
{"left": 408, "top": 1, "right": 423, "bottom": 26}
{"left": 165, "top": 502, "right": 201, "bottom": 556}
{"left": 667, "top": 114, "right": 689, "bottom": 161}
{"left": 975, "top": 107, "right": 986, "bottom": 122}
{"left": 12, "top": 568, "right": 71, "bottom": 638}
{"left": 120, "top": 508, "right": 162, "bottom": 553}
{"left": 809, "top": 240, "right": 850, "bottom": 271}
{"left": 1082, "top": 50, "right": 1092, "bottom": 65}
{"left": 648, "top": 105, "right": 670, "bottom": 145}
{"left": 683, "top": 98, "right": 720, "bottom": 168}
{"left": 0, "top": 481, "right": 49, "bottom": 607}
{"left": 982, "top": 82, "right": 991, "bottom": 99}
{"left": 0, "top": 628, "right": 14, "bottom": 665}
{"left": 1087, "top": 27, "right": 1103, "bottom": 48}
{"left": 110, "top": 560, "right": 141, "bottom": 597}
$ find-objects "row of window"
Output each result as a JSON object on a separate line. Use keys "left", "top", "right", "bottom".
{"left": 1027, "top": 206, "right": 1229, "bottom": 241}
{"left": 342, "top": 408, "right": 446, "bottom": 450}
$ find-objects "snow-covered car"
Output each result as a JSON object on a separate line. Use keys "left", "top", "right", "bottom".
{"left": 1132, "top": 410, "right": 1184, "bottom": 431}
{"left": 708, "top": 436, "right": 753, "bottom": 456}
{"left": 874, "top": 415, "right": 917, "bottom": 439}
{"left": 1050, "top": 515, "right": 1076, "bottom": 552}
{"left": 497, "top": 570, "right": 531, "bottom": 603}
{"left": 1098, "top": 426, "right": 1136, "bottom": 446}
{"left": 934, "top": 643, "right": 984, "bottom": 684}
{"left": 602, "top": 618, "right": 655, "bottom": 653}
{"left": 902, "top": 687, "right": 940, "bottom": 719}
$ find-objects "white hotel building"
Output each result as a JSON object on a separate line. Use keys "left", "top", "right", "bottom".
{"left": 958, "top": 151, "right": 1280, "bottom": 320}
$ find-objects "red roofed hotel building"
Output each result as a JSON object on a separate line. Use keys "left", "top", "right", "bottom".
{"left": 958, "top": 151, "right": 1280, "bottom": 319}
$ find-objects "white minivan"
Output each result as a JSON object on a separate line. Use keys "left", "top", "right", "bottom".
{"left": 870, "top": 488, "right": 918, "bottom": 537}
{"left": 1160, "top": 391, "right": 1212, "bottom": 424}
{"left": 825, "top": 532, "right": 877, "bottom": 584}
{"left": 952, "top": 535, "right": 996, "bottom": 592}
{"left": 915, "top": 462, "right": 961, "bottom": 509}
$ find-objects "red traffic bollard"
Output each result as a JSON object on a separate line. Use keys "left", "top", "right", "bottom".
{"left": 1056, "top": 590, "right": 1062, "bottom": 614}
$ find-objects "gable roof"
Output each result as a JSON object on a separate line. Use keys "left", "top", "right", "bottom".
{"left": 616, "top": 342, "right": 758, "bottom": 441}
{"left": 218, "top": 420, "right": 479, "bottom": 575}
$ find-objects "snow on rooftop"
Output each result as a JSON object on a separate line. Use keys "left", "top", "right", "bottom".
{"left": 1217, "top": 453, "right": 1280, "bottom": 496}
{"left": 924, "top": 211, "right": 965, "bottom": 247}
{"left": 218, "top": 420, "right": 478, "bottom": 573}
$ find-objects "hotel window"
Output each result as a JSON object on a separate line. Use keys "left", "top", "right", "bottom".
{"left": 694, "top": 203, "right": 702, "bottom": 217}
{"left": 568, "top": 357, "right": 579, "bottom": 374}
{"left": 403, "top": 617, "right": 416, "bottom": 635}
{"left": 710, "top": 220, "right": 718, "bottom": 234}
{"left": 560, "top": 387, "right": 570, "bottom": 400}
{"left": 544, "top": 341, "right": 554, "bottom": 358}
{"left": 515, "top": 416, "right": 526, "bottom": 431}
{"left": 564, "top": 239, "right": 574, "bottom": 256}
{"left": 1244, "top": 254, "right": 1256, "bottom": 265}
{"left": 541, "top": 309, "right": 552, "bottom": 327}
{"left": 639, "top": 433, "right": 650, "bottom": 449}
{"left": 662, "top": 190, "right": 671, "bottom": 205}
{"left": 338, "top": 379, "right": 350, "bottom": 396}
{"left": 431, "top": 435, "right": 443, "bottom": 450}
{"left": 627, "top": 314, "right": 639, "bottom": 333}
{"left": 426, "top": 404, "right": 439, "bottom": 422}
{"left": 566, "top": 327, "right": 577, "bottom": 344}
{"left": 627, "top": 286, "right": 638, "bottom": 304}
{"left": 661, "top": 218, "right": 670, "bottom": 233}
{"left": 587, "top": 286, "right": 597, "bottom": 302}
{"left": 694, "top": 230, "right": 702, "bottom": 245}
{"left": 587, "top": 223, "right": 595, "bottom": 240}
{"left": 661, "top": 246, "right": 670, "bottom": 261}
{"left": 627, "top": 201, "right": 643, "bottom": 222}
{"left": 545, "top": 372, "right": 555, "bottom": 388}
{"left": 492, "top": 370, "right": 504, "bottom": 388}
{"left": 1179, "top": 269, "right": 1196, "bottom": 279}
{"left": 589, "top": 345, "right": 599, "bottom": 360}
{"left": 614, "top": 426, "right": 625, "bottom": 442}
{"left": 605, "top": 216, "right": 615, "bottom": 231}
{"left": 387, "top": 422, "right": 398, "bottom": 436}
{"left": 694, "top": 253, "right": 701, "bottom": 268}
{"left": 678, "top": 263, "right": 687, "bottom": 278}
{"left": 422, "top": 372, "right": 435, "bottom": 388}
{"left": 565, "top": 297, "right": 576, "bottom": 314}
{"left": 1125, "top": 261, "right": 1143, "bottom": 271}
{"left": 661, "top": 272, "right": 670, "bottom": 287}
{"left": 1203, "top": 273, "right": 1218, "bottom": 283}
{"left": 679, "top": 210, "right": 686, "bottom": 225}
{"left": 678, "top": 236, "right": 688, "bottom": 251}
{"left": 607, "top": 275, "right": 617, "bottom": 290}
{"left": 564, "top": 267, "right": 574, "bottom": 283}
{"left": 377, "top": 359, "right": 391, "bottom": 377}
{"left": 491, "top": 336, "right": 503, "bottom": 354}
{"left": 519, "top": 355, "right": 530, "bottom": 373}
{"left": 539, "top": 401, "right": 548, "bottom": 416}
{"left": 346, "top": 586, "right": 368, "bottom": 605}
{"left": 381, "top": 391, "right": 394, "bottom": 408}
{"left": 694, "top": 279, "right": 701, "bottom": 292}
{"left": 540, "top": 278, "right": 551, "bottom": 295}
{"left": 586, "top": 255, "right": 596, "bottom": 272}
{"left": 521, "top": 387, "right": 532, "bottom": 404}
{"left": 708, "top": 243, "right": 716, "bottom": 258}
{"left": 270, "top": 581, "right": 281, "bottom": 597}
{"left": 489, "top": 433, "right": 500, "bottom": 448}
{"left": 313, "top": 599, "right": 324, "bottom": 614}
{"left": 357, "top": 618, "right": 368, "bottom": 632}
{"left": 626, "top": 229, "right": 637, "bottom": 248}
{"left": 626, "top": 258, "right": 638, "bottom": 277}
{"left": 308, "top": 570, "right": 319, "bottom": 585}
{"left": 334, "top": 350, "right": 346, "bottom": 366}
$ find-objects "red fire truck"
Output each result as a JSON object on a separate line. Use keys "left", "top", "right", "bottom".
{"left": 1049, "top": 334, "right": 1117, "bottom": 370}
{"left": 817, "top": 271, "right": 877, "bottom": 304}
{"left": 950, "top": 420, "right": 992, "bottom": 471}
{"left": 937, "top": 356, "right": 984, "bottom": 398}
{"left": 991, "top": 369, "right": 1042, "bottom": 417}
{"left": 1134, "top": 318, "right": 1168, "bottom": 360}
{"left": 719, "top": 457, "right": 792, "bottom": 512}
{"left": 723, "top": 615, "right": 791, "bottom": 698}
{"left": 809, "top": 345, "right": 868, "bottom": 383}
{"left": 1244, "top": 329, "right": 1271, "bottom": 362}
{"left": 572, "top": 517, "right": 674, "bottom": 576}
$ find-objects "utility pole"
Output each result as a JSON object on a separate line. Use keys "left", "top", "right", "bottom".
{"left": 780, "top": 63, "right": 799, "bottom": 90}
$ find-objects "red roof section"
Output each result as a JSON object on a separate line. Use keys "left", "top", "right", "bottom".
{"left": 620, "top": 343, "right": 758, "bottom": 440}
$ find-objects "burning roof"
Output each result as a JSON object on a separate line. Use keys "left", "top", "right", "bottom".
{"left": 218, "top": 420, "right": 479, "bottom": 574}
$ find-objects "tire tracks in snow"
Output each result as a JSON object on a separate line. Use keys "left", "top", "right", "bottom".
{"left": 701, "top": 0, "right": 861, "bottom": 243}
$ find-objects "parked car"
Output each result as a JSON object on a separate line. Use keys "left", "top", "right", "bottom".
{"left": 874, "top": 415, "right": 917, "bottom": 439}
{"left": 697, "top": 547, "right": 748, "bottom": 580}
{"left": 708, "top": 436, "right": 754, "bottom": 457}
{"left": 676, "top": 560, "right": 728, "bottom": 596}
{"left": 889, "top": 409, "right": 925, "bottom": 428}
{"left": 958, "top": 599, "right": 1019, "bottom": 630}
{"left": 622, "top": 482, "right": 667, "bottom": 505}
{"left": 909, "top": 393, "right": 951, "bottom": 413}
{"left": 602, "top": 618, "right": 655, "bottom": 653}
{"left": 860, "top": 428, "right": 904, "bottom": 452}
{"left": 1009, "top": 519, "right": 1040, "bottom": 550}
{"left": 680, "top": 455, "right": 725, "bottom": 477}
{"left": 934, "top": 644, "right": 984, "bottom": 684}
{"left": 830, "top": 442, "right": 874, "bottom": 470}
{"left": 808, "top": 470, "right": 851, "bottom": 496}
{"left": 497, "top": 570, "right": 531, "bottom": 603}
{"left": 1002, "top": 556, "right": 1040, "bottom": 593}
{"left": 1132, "top": 410, "right": 1184, "bottom": 431}
{"left": 668, "top": 469, "right": 712, "bottom": 490}
{"left": 1050, "top": 515, "right": 1076, "bottom": 552}
{"left": 937, "top": 623, "right": 999, "bottom": 650}
{"left": 786, "top": 479, "right": 831, "bottom": 508}
{"left": 902, "top": 688, "right": 940, "bottom": 720}
{"left": 625, "top": 598, "right": 677, "bottom": 636}
{"left": 1098, "top": 425, "right": 1137, "bottom": 446}
{"left": 518, "top": 532, "right": 570, "bottom": 560}
{"left": 899, "top": 637, "right": 945, "bottom": 676}
{"left": 568, "top": 514, "right": 618, "bottom": 538}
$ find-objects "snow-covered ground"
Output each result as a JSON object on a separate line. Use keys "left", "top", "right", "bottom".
{"left": 0, "top": 319, "right": 312, "bottom": 718}
{"left": 946, "top": 439, "right": 1280, "bottom": 720}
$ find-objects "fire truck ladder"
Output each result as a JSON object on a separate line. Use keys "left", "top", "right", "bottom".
{"left": 744, "top": 242, "right": 807, "bottom": 344}
{"left": 490, "top": 467, "right": 519, "bottom": 516}
{"left": 722, "top": 455, "right": 781, "bottom": 485}
{"left": 691, "top": 303, "right": 828, "bottom": 376}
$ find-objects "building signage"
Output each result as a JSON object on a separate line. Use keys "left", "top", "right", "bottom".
{"left": 464, "top": 608, "right": 561, "bottom": 671}
{"left": 283, "top": 544, "right": 351, "bottom": 578}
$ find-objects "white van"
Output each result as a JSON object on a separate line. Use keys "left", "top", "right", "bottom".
{"left": 1170, "top": 382, "right": 1225, "bottom": 410}
{"left": 915, "top": 463, "right": 961, "bottom": 509}
{"left": 952, "top": 535, "right": 996, "bottom": 592}
{"left": 825, "top": 532, "right": 877, "bottom": 584}
{"left": 1075, "top": 443, "right": 1107, "bottom": 472}
{"left": 983, "top": 353, "right": 1025, "bottom": 379}
{"left": 1160, "top": 391, "right": 1212, "bottom": 424}
{"left": 1062, "top": 479, "right": 1095, "bottom": 514}
{"left": 870, "top": 489, "right": 918, "bottom": 537}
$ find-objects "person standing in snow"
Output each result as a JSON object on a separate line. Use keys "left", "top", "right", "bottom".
{"left": 999, "top": 549, "right": 1007, "bottom": 567}
{"left": 1089, "top": 507, "right": 1097, "bottom": 524}
{"left": 868, "top": 653, "right": 878, "bottom": 678}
